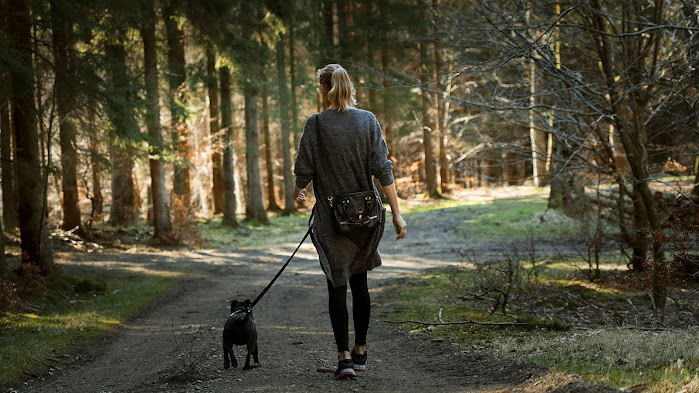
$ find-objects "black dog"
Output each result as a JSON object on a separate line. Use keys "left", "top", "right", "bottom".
{"left": 222, "top": 299, "right": 259, "bottom": 370}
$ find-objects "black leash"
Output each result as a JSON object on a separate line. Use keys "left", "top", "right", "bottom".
{"left": 249, "top": 213, "right": 314, "bottom": 309}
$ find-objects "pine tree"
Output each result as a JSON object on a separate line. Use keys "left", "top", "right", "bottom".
{"left": 165, "top": 4, "right": 191, "bottom": 206}
{"left": 261, "top": 83, "right": 281, "bottom": 211}
{"left": 8, "top": 0, "right": 54, "bottom": 273}
{"left": 1, "top": 86, "right": 19, "bottom": 230}
{"left": 220, "top": 65, "right": 238, "bottom": 227}
{"left": 51, "top": 0, "right": 83, "bottom": 234}
{"left": 206, "top": 45, "right": 225, "bottom": 214}
{"left": 105, "top": 29, "right": 138, "bottom": 226}
{"left": 142, "top": 1, "right": 174, "bottom": 242}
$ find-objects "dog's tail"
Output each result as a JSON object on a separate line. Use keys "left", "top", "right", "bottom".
{"left": 241, "top": 307, "right": 252, "bottom": 324}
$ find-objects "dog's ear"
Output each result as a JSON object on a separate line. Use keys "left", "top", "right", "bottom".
{"left": 243, "top": 299, "right": 251, "bottom": 306}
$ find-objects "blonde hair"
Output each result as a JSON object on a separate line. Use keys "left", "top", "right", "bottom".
{"left": 316, "top": 64, "right": 357, "bottom": 111}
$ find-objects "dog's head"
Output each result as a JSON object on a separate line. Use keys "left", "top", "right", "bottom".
{"left": 229, "top": 299, "right": 252, "bottom": 314}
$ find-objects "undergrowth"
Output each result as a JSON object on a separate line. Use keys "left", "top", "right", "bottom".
{"left": 0, "top": 272, "right": 177, "bottom": 386}
{"left": 383, "top": 189, "right": 698, "bottom": 392}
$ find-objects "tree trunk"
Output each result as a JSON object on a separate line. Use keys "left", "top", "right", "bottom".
{"left": 277, "top": 38, "right": 296, "bottom": 215}
{"left": 165, "top": 8, "right": 191, "bottom": 207}
{"left": 366, "top": 0, "right": 377, "bottom": 112}
{"left": 219, "top": 66, "right": 238, "bottom": 227}
{"left": 244, "top": 84, "right": 268, "bottom": 223}
{"left": 589, "top": 0, "right": 666, "bottom": 310}
{"left": 324, "top": 0, "right": 335, "bottom": 49}
{"left": 338, "top": 0, "right": 348, "bottom": 59}
{"left": 379, "top": 1, "right": 394, "bottom": 162}
{"left": 0, "top": 218, "right": 5, "bottom": 276}
{"left": 105, "top": 36, "right": 138, "bottom": 226}
{"left": 419, "top": 40, "right": 440, "bottom": 198}
{"left": 206, "top": 46, "right": 224, "bottom": 214}
{"left": 143, "top": 2, "right": 173, "bottom": 242}
{"left": 433, "top": 23, "right": 448, "bottom": 192}
{"left": 262, "top": 84, "right": 281, "bottom": 211}
{"left": 630, "top": 185, "right": 648, "bottom": 271}
{"left": 547, "top": 137, "right": 564, "bottom": 209}
{"left": 1, "top": 85, "right": 19, "bottom": 230}
{"left": 86, "top": 99, "right": 103, "bottom": 218}
{"left": 8, "top": 0, "right": 54, "bottom": 273}
{"left": 289, "top": 12, "right": 299, "bottom": 136}
{"left": 528, "top": 58, "right": 547, "bottom": 187}
{"left": 51, "top": 1, "right": 82, "bottom": 234}
{"left": 693, "top": 154, "right": 699, "bottom": 196}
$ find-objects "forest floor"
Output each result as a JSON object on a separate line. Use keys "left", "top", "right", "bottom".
{"left": 5, "top": 186, "right": 695, "bottom": 393}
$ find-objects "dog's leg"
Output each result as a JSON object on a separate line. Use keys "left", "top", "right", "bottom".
{"left": 244, "top": 341, "right": 256, "bottom": 370}
{"left": 243, "top": 353, "right": 251, "bottom": 370}
{"left": 223, "top": 342, "right": 230, "bottom": 369}
{"left": 224, "top": 343, "right": 237, "bottom": 369}
{"left": 252, "top": 342, "right": 260, "bottom": 365}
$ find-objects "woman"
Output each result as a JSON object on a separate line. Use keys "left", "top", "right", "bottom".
{"left": 293, "top": 64, "right": 407, "bottom": 379}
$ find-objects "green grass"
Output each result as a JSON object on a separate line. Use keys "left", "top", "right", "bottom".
{"left": 461, "top": 195, "right": 580, "bottom": 242}
{"left": 495, "top": 328, "right": 699, "bottom": 390}
{"left": 383, "top": 265, "right": 698, "bottom": 392}
{"left": 382, "top": 186, "right": 697, "bottom": 391}
{"left": 0, "top": 273, "right": 177, "bottom": 385}
{"left": 200, "top": 213, "right": 311, "bottom": 250}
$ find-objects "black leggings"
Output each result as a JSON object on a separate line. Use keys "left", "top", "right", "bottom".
{"left": 326, "top": 271, "right": 371, "bottom": 353}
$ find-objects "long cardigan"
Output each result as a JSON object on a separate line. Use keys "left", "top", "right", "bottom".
{"left": 294, "top": 108, "right": 394, "bottom": 287}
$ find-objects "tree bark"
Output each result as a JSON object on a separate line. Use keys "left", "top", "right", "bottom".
{"left": 51, "top": 1, "right": 83, "bottom": 234}
{"left": 528, "top": 56, "right": 546, "bottom": 188}
{"left": 8, "top": 0, "right": 54, "bottom": 272}
{"left": 143, "top": 2, "right": 173, "bottom": 242}
{"left": 261, "top": 84, "right": 281, "bottom": 211}
{"left": 105, "top": 35, "right": 138, "bottom": 226}
{"left": 379, "top": 1, "right": 394, "bottom": 163}
{"left": 244, "top": 83, "right": 268, "bottom": 223}
{"left": 338, "top": 0, "right": 348, "bottom": 59}
{"left": 433, "top": 18, "right": 448, "bottom": 191}
{"left": 277, "top": 37, "right": 296, "bottom": 215}
{"left": 693, "top": 154, "right": 699, "bottom": 196}
{"left": 219, "top": 66, "right": 238, "bottom": 227}
{"left": 165, "top": 7, "right": 190, "bottom": 207}
{"left": 366, "top": 0, "right": 377, "bottom": 112}
{"left": 289, "top": 12, "right": 299, "bottom": 135}
{"left": 86, "top": 98, "right": 103, "bottom": 218}
{"left": 589, "top": 0, "right": 666, "bottom": 309}
{"left": 1, "top": 84, "right": 19, "bottom": 230}
{"left": 419, "top": 39, "right": 441, "bottom": 198}
{"left": 0, "top": 218, "right": 5, "bottom": 276}
{"left": 206, "top": 46, "right": 224, "bottom": 214}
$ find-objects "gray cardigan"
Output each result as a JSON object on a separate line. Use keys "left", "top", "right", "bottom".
{"left": 294, "top": 108, "right": 394, "bottom": 287}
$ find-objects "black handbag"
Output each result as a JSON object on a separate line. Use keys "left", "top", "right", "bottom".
{"left": 315, "top": 114, "right": 382, "bottom": 234}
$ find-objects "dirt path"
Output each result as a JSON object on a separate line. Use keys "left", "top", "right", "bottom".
{"left": 14, "top": 198, "right": 611, "bottom": 393}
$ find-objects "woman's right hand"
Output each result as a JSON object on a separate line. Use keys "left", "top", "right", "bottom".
{"left": 393, "top": 214, "right": 407, "bottom": 240}
{"left": 293, "top": 186, "right": 307, "bottom": 202}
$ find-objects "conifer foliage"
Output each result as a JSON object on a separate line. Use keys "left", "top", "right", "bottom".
{"left": 0, "top": 0, "right": 695, "bottom": 305}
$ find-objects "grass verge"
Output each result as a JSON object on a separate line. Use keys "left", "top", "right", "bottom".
{"left": 383, "top": 266, "right": 698, "bottom": 392}
{"left": 382, "top": 189, "right": 698, "bottom": 392}
{"left": 0, "top": 272, "right": 177, "bottom": 386}
{"left": 200, "top": 212, "right": 311, "bottom": 250}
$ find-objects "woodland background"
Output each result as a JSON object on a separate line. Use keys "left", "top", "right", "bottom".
{"left": 1, "top": 0, "right": 698, "bottom": 314}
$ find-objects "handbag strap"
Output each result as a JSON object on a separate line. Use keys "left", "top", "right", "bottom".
{"left": 314, "top": 113, "right": 373, "bottom": 197}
